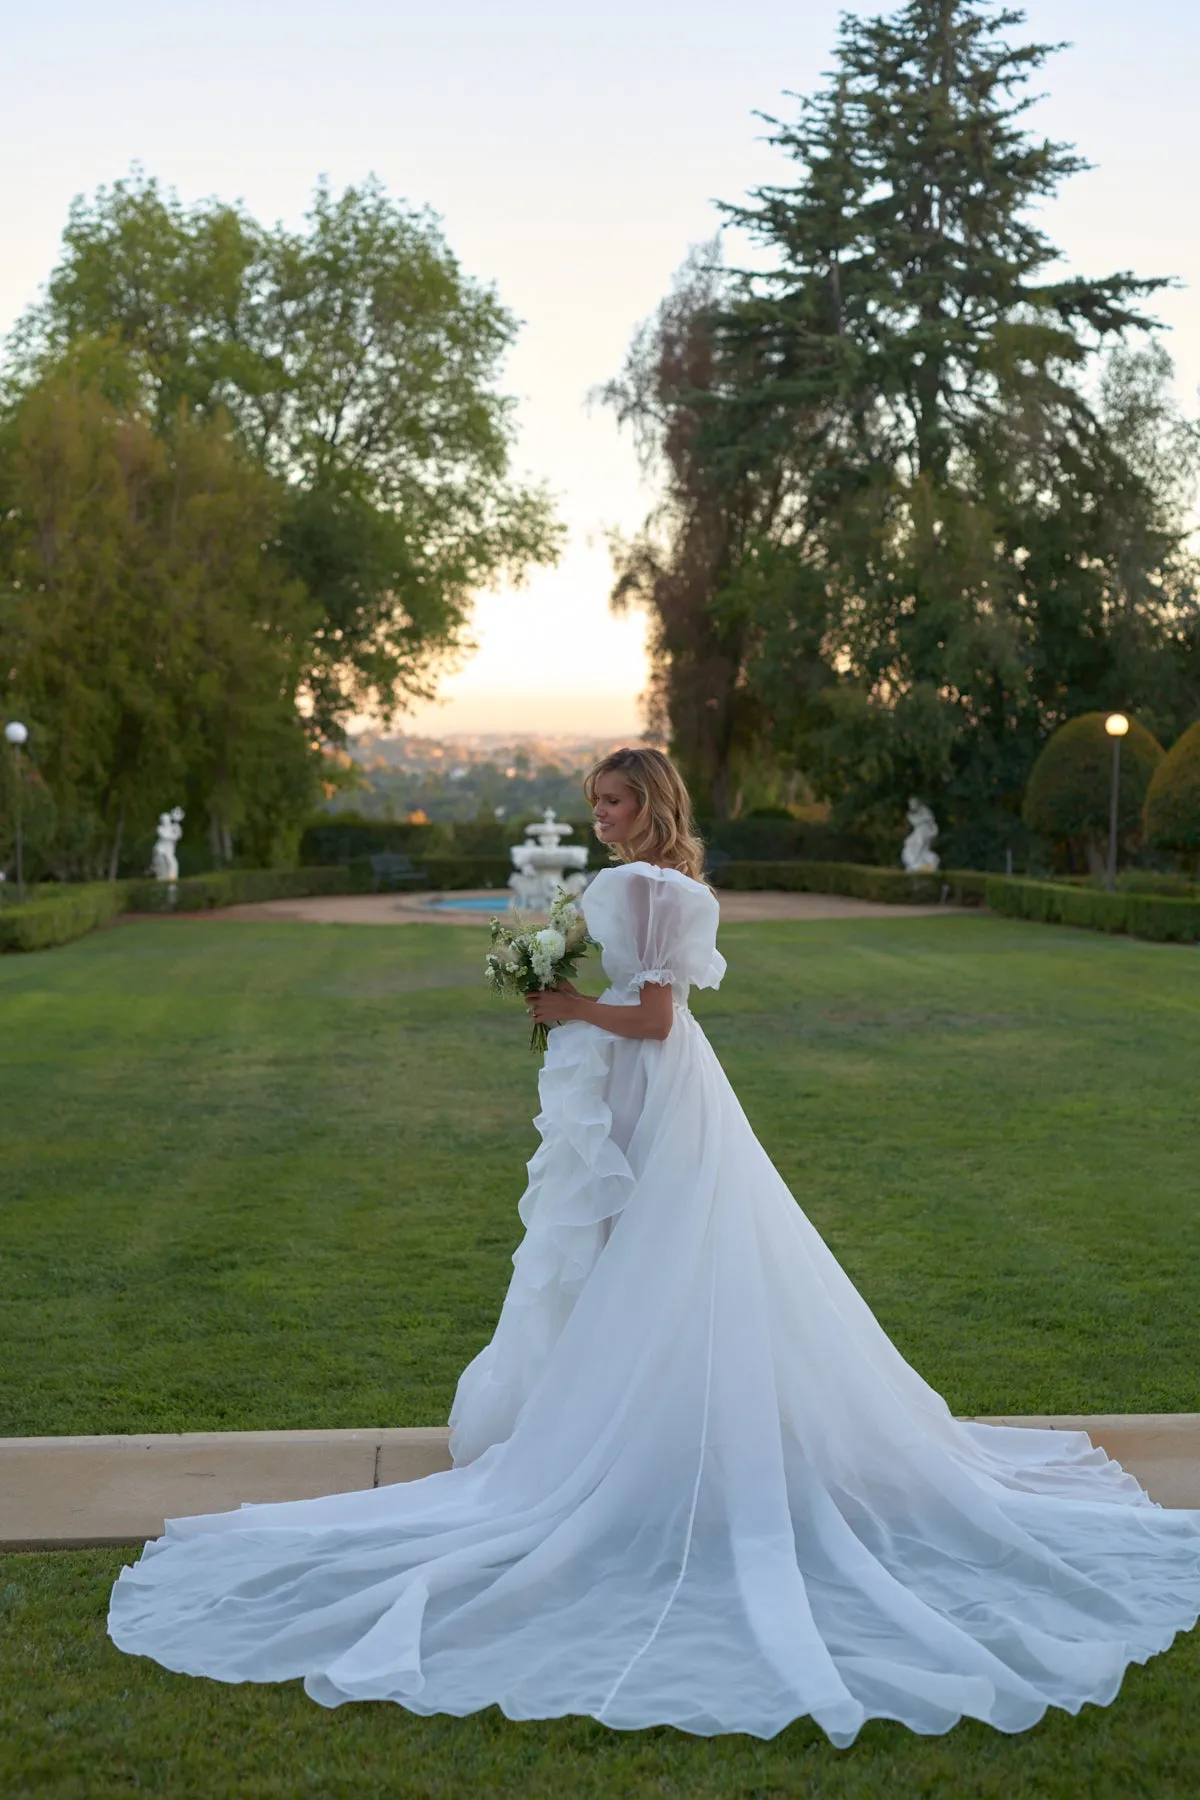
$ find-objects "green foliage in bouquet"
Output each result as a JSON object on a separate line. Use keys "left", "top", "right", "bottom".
{"left": 484, "top": 890, "right": 596, "bottom": 1052}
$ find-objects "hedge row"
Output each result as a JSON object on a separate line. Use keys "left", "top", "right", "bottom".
{"left": 0, "top": 868, "right": 358, "bottom": 952}
{"left": 986, "top": 877, "right": 1200, "bottom": 943}
{"left": 300, "top": 818, "right": 532, "bottom": 864}
{"left": 709, "top": 861, "right": 989, "bottom": 906}
{"left": 701, "top": 819, "right": 873, "bottom": 863}
{"left": 0, "top": 883, "right": 126, "bottom": 952}
{"left": 408, "top": 855, "right": 511, "bottom": 891}
{"left": 124, "top": 867, "right": 356, "bottom": 913}
{"left": 300, "top": 814, "right": 873, "bottom": 868}
{"left": 340, "top": 855, "right": 514, "bottom": 892}
{"left": 333, "top": 851, "right": 973, "bottom": 899}
{"left": 30, "top": 861, "right": 1197, "bottom": 960}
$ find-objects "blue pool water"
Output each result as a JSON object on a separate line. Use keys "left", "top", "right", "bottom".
{"left": 428, "top": 895, "right": 512, "bottom": 913}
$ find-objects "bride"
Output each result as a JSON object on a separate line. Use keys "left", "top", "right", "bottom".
{"left": 110, "top": 746, "right": 1200, "bottom": 1745}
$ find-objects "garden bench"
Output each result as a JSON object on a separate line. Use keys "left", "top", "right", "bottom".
{"left": 369, "top": 852, "right": 427, "bottom": 891}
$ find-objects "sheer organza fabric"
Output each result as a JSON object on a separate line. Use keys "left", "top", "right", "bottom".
{"left": 109, "top": 863, "right": 1200, "bottom": 1743}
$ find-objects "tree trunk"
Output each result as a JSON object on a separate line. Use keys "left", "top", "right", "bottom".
{"left": 1083, "top": 837, "right": 1107, "bottom": 877}
{"left": 106, "top": 800, "right": 126, "bottom": 883}
{"left": 209, "top": 811, "right": 234, "bottom": 865}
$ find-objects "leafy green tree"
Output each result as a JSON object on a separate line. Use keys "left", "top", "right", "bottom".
{"left": 1143, "top": 719, "right": 1200, "bottom": 869}
{"left": 9, "top": 173, "right": 561, "bottom": 737}
{"left": 1022, "top": 713, "right": 1163, "bottom": 873}
{"left": 0, "top": 362, "right": 318, "bottom": 876}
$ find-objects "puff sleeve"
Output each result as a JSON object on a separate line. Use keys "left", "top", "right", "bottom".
{"left": 579, "top": 865, "right": 726, "bottom": 999}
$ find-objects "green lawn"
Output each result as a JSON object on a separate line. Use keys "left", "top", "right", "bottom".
{"left": 2, "top": 912, "right": 1200, "bottom": 1798}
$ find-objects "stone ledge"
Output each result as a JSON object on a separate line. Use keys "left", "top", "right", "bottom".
{"left": 971, "top": 1414, "right": 1200, "bottom": 1510}
{"left": 0, "top": 1428, "right": 452, "bottom": 1550}
{"left": 3, "top": 1418, "right": 1197, "bottom": 1551}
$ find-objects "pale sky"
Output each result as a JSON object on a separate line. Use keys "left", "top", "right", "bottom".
{"left": 3, "top": 1, "right": 1198, "bottom": 736}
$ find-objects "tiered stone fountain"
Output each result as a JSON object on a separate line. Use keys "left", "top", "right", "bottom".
{"left": 509, "top": 809, "right": 589, "bottom": 913}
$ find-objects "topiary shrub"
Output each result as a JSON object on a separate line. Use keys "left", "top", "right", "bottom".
{"left": 1143, "top": 719, "right": 1200, "bottom": 869}
{"left": 1022, "top": 713, "right": 1164, "bottom": 874}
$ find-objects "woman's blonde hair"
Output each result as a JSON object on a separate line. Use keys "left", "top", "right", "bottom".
{"left": 583, "top": 747, "right": 707, "bottom": 884}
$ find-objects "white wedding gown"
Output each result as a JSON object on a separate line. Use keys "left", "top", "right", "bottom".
{"left": 109, "top": 862, "right": 1200, "bottom": 1744}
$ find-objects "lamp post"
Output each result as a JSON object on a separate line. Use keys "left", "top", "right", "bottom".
{"left": 1104, "top": 712, "right": 1129, "bottom": 892}
{"left": 4, "top": 720, "right": 29, "bottom": 904}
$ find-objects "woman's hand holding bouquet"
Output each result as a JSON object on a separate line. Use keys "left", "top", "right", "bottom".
{"left": 484, "top": 890, "right": 595, "bottom": 1052}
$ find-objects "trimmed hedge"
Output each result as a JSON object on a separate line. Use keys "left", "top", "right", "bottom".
{"left": 419, "top": 856, "right": 516, "bottom": 891}
{"left": 986, "top": 877, "right": 1200, "bottom": 944}
{"left": 1082, "top": 871, "right": 1198, "bottom": 899}
{"left": 302, "top": 819, "right": 452, "bottom": 862}
{"left": 124, "top": 867, "right": 356, "bottom": 913}
{"left": 2, "top": 867, "right": 366, "bottom": 951}
{"left": 301, "top": 814, "right": 873, "bottom": 869}
{"left": 1023, "top": 712, "right": 1164, "bottom": 850}
{"left": 340, "top": 855, "right": 514, "bottom": 893}
{"left": 698, "top": 817, "right": 872, "bottom": 864}
{"left": 301, "top": 817, "right": 606, "bottom": 867}
{"left": 0, "top": 883, "right": 125, "bottom": 953}
{"left": 342, "top": 852, "right": 987, "bottom": 901}
{"left": 1143, "top": 718, "right": 1200, "bottom": 860}
{"left": 709, "top": 861, "right": 989, "bottom": 906}
{"left": 1, "top": 860, "right": 513, "bottom": 950}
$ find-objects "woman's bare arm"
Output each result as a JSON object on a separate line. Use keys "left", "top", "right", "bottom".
{"left": 525, "top": 980, "right": 673, "bottom": 1042}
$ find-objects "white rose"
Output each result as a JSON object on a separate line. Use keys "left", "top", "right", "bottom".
{"left": 535, "top": 928, "right": 566, "bottom": 961}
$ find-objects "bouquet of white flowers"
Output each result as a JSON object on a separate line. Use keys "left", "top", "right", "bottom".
{"left": 485, "top": 888, "right": 596, "bottom": 1052}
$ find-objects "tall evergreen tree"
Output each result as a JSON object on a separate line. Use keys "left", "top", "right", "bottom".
{"left": 614, "top": 0, "right": 1200, "bottom": 850}
{"left": 722, "top": 0, "right": 1199, "bottom": 859}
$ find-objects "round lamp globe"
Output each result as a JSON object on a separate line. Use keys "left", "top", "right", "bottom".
{"left": 4, "top": 721, "right": 28, "bottom": 746}
{"left": 1105, "top": 713, "right": 1130, "bottom": 739}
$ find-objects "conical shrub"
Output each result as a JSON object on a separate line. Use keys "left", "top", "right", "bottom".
{"left": 1143, "top": 719, "right": 1200, "bottom": 865}
{"left": 1022, "top": 713, "right": 1164, "bottom": 870}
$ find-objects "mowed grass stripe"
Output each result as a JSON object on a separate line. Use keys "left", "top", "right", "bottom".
{"left": 0, "top": 914, "right": 1197, "bottom": 1437}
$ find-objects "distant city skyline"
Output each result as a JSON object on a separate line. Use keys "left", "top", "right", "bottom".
{"left": 4, "top": 0, "right": 1199, "bottom": 737}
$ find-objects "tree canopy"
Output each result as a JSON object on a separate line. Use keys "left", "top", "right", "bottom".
{"left": 0, "top": 360, "right": 317, "bottom": 877}
{"left": 1, "top": 174, "right": 560, "bottom": 872}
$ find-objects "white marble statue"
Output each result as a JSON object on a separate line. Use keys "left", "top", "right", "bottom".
{"left": 509, "top": 809, "right": 589, "bottom": 913}
{"left": 151, "top": 807, "right": 185, "bottom": 882}
{"left": 900, "top": 798, "right": 940, "bottom": 873}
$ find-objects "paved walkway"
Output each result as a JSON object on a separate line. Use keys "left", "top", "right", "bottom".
{"left": 4, "top": 1416, "right": 1197, "bottom": 1549}
{"left": 140, "top": 889, "right": 966, "bottom": 927}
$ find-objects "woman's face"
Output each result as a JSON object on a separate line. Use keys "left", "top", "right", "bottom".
{"left": 591, "top": 773, "right": 641, "bottom": 848}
